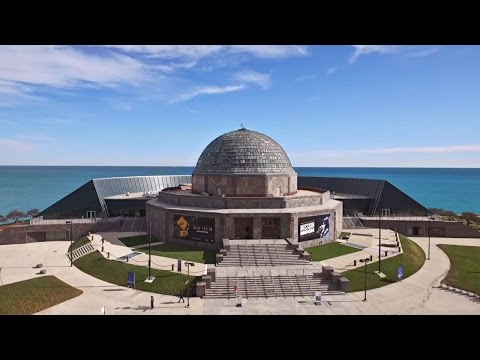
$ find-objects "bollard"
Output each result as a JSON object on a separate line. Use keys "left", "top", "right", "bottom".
{"left": 108, "top": 252, "right": 110, "bottom": 258}
{"left": 384, "top": 250, "right": 388, "bottom": 257}
{"left": 369, "top": 255, "right": 373, "bottom": 261}
{"left": 102, "top": 246, "right": 104, "bottom": 252}
{"left": 126, "top": 256, "right": 129, "bottom": 262}
{"left": 398, "top": 246, "right": 401, "bottom": 252}
{"left": 353, "top": 260, "right": 356, "bottom": 266}
{"left": 172, "top": 264, "right": 175, "bottom": 271}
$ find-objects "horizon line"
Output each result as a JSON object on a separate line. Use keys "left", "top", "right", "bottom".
{"left": 0, "top": 165, "right": 479, "bottom": 169}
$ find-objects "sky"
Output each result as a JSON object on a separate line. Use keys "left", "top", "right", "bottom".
{"left": 1, "top": 45, "right": 480, "bottom": 167}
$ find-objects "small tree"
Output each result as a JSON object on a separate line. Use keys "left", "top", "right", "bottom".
{"left": 443, "top": 210, "right": 457, "bottom": 221}
{"left": 461, "top": 212, "right": 478, "bottom": 226}
{"left": 6, "top": 209, "right": 25, "bottom": 223}
{"left": 26, "top": 208, "right": 39, "bottom": 218}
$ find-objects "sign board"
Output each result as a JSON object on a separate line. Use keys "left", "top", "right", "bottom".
{"left": 299, "top": 214, "right": 333, "bottom": 242}
{"left": 173, "top": 215, "right": 215, "bottom": 242}
{"left": 314, "top": 291, "right": 322, "bottom": 305}
{"left": 397, "top": 266, "right": 403, "bottom": 279}
{"left": 128, "top": 272, "right": 135, "bottom": 287}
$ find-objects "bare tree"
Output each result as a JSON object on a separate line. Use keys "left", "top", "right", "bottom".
{"left": 6, "top": 209, "right": 25, "bottom": 223}
{"left": 26, "top": 208, "right": 39, "bottom": 218}
{"left": 460, "top": 212, "right": 478, "bottom": 226}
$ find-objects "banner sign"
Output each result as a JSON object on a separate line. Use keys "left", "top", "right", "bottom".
{"left": 174, "top": 215, "right": 215, "bottom": 242}
{"left": 298, "top": 214, "right": 333, "bottom": 242}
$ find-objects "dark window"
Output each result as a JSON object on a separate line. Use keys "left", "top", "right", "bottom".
{"left": 262, "top": 217, "right": 281, "bottom": 239}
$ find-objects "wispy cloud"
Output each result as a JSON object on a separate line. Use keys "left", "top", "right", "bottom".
{"left": 356, "top": 144, "right": 480, "bottom": 154}
{"left": 103, "top": 45, "right": 308, "bottom": 59}
{"left": 233, "top": 70, "right": 270, "bottom": 89}
{"left": 326, "top": 67, "right": 337, "bottom": 75}
{"left": 38, "top": 118, "right": 80, "bottom": 125}
{"left": 294, "top": 74, "right": 318, "bottom": 82}
{"left": 173, "top": 85, "right": 245, "bottom": 103}
{"left": 349, "top": 45, "right": 439, "bottom": 63}
{"left": 0, "top": 138, "right": 36, "bottom": 153}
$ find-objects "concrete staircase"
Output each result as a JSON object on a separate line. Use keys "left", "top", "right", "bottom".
{"left": 218, "top": 243, "right": 309, "bottom": 267}
{"left": 69, "top": 243, "right": 95, "bottom": 262}
{"left": 204, "top": 273, "right": 341, "bottom": 299}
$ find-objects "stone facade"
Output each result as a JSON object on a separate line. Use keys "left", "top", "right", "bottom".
{"left": 146, "top": 127, "right": 344, "bottom": 249}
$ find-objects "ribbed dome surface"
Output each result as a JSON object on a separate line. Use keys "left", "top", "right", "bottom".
{"left": 193, "top": 128, "right": 295, "bottom": 175}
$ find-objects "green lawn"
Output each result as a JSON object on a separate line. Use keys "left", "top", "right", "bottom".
{"left": 68, "top": 236, "right": 91, "bottom": 252}
{"left": 438, "top": 244, "right": 480, "bottom": 294}
{"left": 342, "top": 234, "right": 425, "bottom": 292}
{"left": 0, "top": 276, "right": 82, "bottom": 315}
{"left": 134, "top": 244, "right": 217, "bottom": 264}
{"left": 305, "top": 242, "right": 361, "bottom": 261}
{"left": 74, "top": 251, "right": 196, "bottom": 296}
{"left": 118, "top": 235, "right": 153, "bottom": 247}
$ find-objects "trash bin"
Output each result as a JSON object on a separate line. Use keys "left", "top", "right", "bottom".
{"left": 236, "top": 294, "right": 242, "bottom": 307}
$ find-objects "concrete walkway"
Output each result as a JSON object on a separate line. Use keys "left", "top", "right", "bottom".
{"left": 2, "top": 234, "right": 480, "bottom": 314}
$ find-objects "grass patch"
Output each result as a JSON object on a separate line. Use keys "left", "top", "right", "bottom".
{"left": 134, "top": 244, "right": 216, "bottom": 264}
{"left": 118, "top": 235, "right": 154, "bottom": 247}
{"left": 74, "top": 251, "right": 196, "bottom": 296}
{"left": 68, "top": 236, "right": 90, "bottom": 252}
{"left": 0, "top": 276, "right": 82, "bottom": 315}
{"left": 438, "top": 244, "right": 480, "bottom": 294}
{"left": 306, "top": 242, "right": 361, "bottom": 261}
{"left": 342, "top": 235, "right": 425, "bottom": 292}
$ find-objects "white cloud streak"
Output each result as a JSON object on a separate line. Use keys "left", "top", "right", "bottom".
{"left": 173, "top": 85, "right": 245, "bottom": 103}
{"left": 233, "top": 70, "right": 270, "bottom": 89}
{"left": 0, "top": 138, "right": 36, "bottom": 153}
{"left": 102, "top": 45, "right": 308, "bottom": 59}
{"left": 349, "top": 45, "right": 439, "bottom": 63}
{"left": 356, "top": 144, "right": 480, "bottom": 154}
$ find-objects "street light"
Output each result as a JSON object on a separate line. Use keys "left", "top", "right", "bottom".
{"left": 66, "top": 221, "right": 73, "bottom": 266}
{"left": 184, "top": 262, "right": 195, "bottom": 308}
{"left": 359, "top": 257, "right": 370, "bottom": 301}
{"left": 427, "top": 216, "right": 435, "bottom": 260}
{"left": 378, "top": 210, "right": 382, "bottom": 273}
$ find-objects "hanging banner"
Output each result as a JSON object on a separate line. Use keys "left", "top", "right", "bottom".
{"left": 299, "top": 214, "right": 333, "bottom": 242}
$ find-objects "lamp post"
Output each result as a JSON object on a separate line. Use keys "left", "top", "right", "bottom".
{"left": 378, "top": 209, "right": 382, "bottom": 273}
{"left": 185, "top": 262, "right": 195, "bottom": 308}
{"left": 148, "top": 220, "right": 152, "bottom": 279}
{"left": 66, "top": 221, "right": 73, "bottom": 266}
{"left": 427, "top": 216, "right": 435, "bottom": 260}
{"left": 359, "top": 257, "right": 370, "bottom": 301}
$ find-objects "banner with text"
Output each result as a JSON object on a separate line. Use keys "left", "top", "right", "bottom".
{"left": 174, "top": 215, "right": 215, "bottom": 242}
{"left": 298, "top": 214, "right": 333, "bottom": 242}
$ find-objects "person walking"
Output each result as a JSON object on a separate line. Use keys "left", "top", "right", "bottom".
{"left": 150, "top": 296, "right": 154, "bottom": 309}
{"left": 178, "top": 288, "right": 185, "bottom": 303}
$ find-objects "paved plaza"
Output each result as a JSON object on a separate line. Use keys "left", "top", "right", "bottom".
{"left": 0, "top": 232, "right": 479, "bottom": 315}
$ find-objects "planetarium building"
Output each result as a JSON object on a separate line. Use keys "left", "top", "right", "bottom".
{"left": 146, "top": 128, "right": 343, "bottom": 248}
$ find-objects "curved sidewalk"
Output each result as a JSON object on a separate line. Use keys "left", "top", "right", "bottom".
{"left": 343, "top": 236, "right": 480, "bottom": 314}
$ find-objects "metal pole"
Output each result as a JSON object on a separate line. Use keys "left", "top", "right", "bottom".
{"left": 149, "top": 220, "right": 152, "bottom": 278}
{"left": 378, "top": 210, "right": 381, "bottom": 273}
{"left": 363, "top": 260, "right": 367, "bottom": 301}
{"left": 428, "top": 217, "right": 431, "bottom": 260}
{"left": 187, "top": 264, "right": 190, "bottom": 308}
{"left": 70, "top": 221, "right": 73, "bottom": 267}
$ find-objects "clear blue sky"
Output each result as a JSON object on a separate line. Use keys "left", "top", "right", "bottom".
{"left": 1, "top": 45, "right": 479, "bottom": 167}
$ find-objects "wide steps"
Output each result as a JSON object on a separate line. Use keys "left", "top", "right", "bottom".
{"left": 203, "top": 274, "right": 341, "bottom": 299}
{"left": 218, "top": 243, "right": 309, "bottom": 267}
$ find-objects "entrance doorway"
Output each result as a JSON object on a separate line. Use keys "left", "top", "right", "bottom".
{"left": 234, "top": 217, "right": 253, "bottom": 239}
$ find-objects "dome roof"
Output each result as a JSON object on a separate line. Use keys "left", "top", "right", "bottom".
{"left": 193, "top": 128, "right": 295, "bottom": 175}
